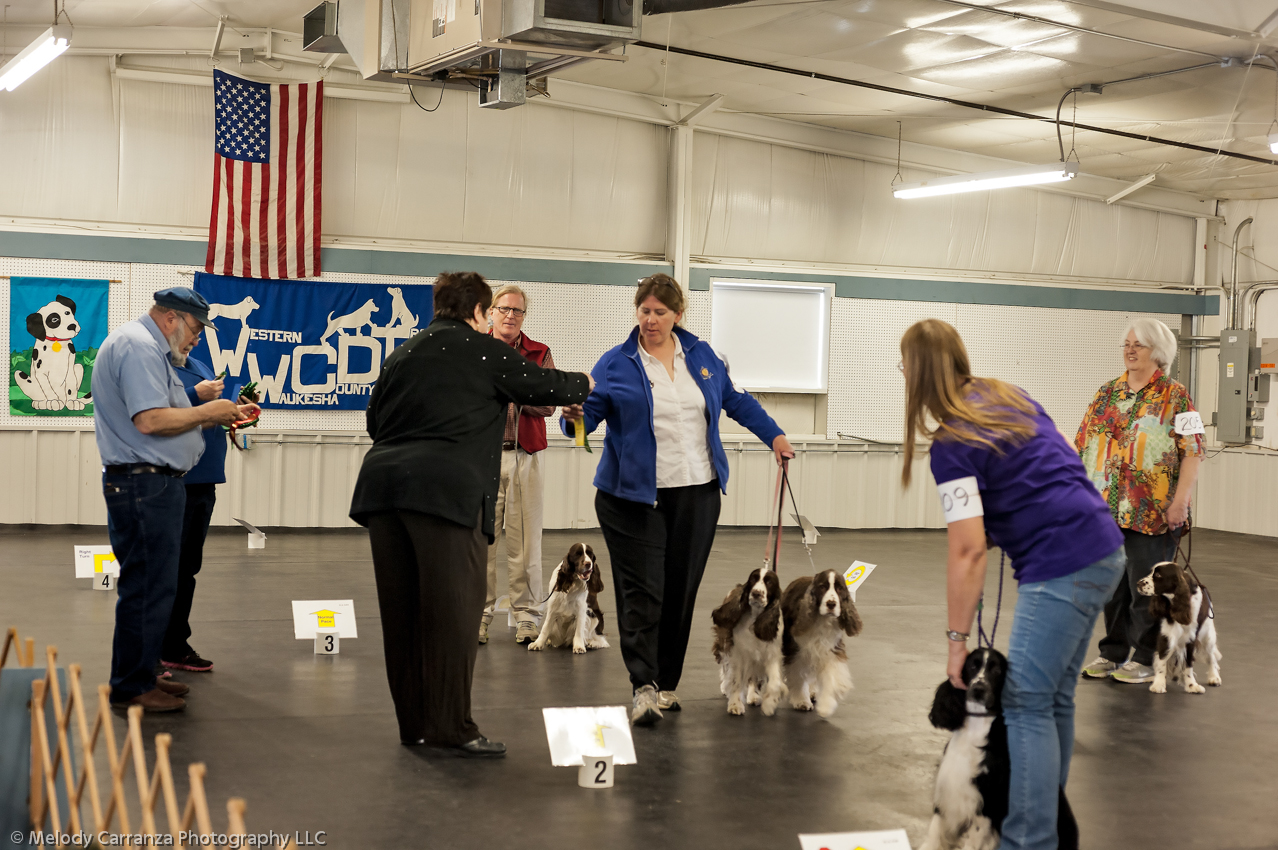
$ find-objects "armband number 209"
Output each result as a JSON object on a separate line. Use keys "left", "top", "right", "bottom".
{"left": 937, "top": 476, "right": 984, "bottom": 524}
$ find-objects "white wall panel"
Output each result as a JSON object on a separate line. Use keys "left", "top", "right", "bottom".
{"left": 117, "top": 77, "right": 213, "bottom": 228}
{"left": 692, "top": 134, "right": 1195, "bottom": 283}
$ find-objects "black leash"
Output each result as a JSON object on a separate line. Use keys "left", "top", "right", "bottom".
{"left": 1169, "top": 521, "right": 1213, "bottom": 619}
{"left": 977, "top": 551, "right": 1006, "bottom": 648}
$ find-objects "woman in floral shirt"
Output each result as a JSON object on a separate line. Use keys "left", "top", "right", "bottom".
{"left": 1075, "top": 317, "right": 1204, "bottom": 685}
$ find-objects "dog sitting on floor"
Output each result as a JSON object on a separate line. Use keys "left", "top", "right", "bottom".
{"left": 528, "top": 543, "right": 609, "bottom": 655}
{"left": 780, "top": 570, "right": 861, "bottom": 717}
{"left": 922, "top": 648, "right": 1078, "bottom": 850}
{"left": 1136, "top": 560, "right": 1222, "bottom": 694}
{"left": 712, "top": 567, "right": 787, "bottom": 716}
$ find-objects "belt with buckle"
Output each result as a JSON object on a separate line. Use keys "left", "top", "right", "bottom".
{"left": 502, "top": 441, "right": 517, "bottom": 451}
{"left": 103, "top": 464, "right": 186, "bottom": 478}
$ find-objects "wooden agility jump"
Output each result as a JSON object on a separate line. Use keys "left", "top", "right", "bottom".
{"left": 4, "top": 628, "right": 296, "bottom": 850}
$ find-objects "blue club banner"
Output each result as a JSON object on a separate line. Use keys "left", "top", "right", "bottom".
{"left": 191, "top": 273, "right": 433, "bottom": 409}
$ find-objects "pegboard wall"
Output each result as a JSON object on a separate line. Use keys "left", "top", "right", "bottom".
{"left": 827, "top": 297, "right": 1181, "bottom": 444}
{"left": 2, "top": 253, "right": 1176, "bottom": 442}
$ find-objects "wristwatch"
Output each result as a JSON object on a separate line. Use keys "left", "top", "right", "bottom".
{"left": 946, "top": 629, "right": 970, "bottom": 643}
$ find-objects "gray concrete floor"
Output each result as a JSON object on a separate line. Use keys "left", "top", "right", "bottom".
{"left": 1, "top": 524, "right": 1274, "bottom": 849}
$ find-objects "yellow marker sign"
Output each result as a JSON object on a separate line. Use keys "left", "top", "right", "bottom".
{"left": 844, "top": 566, "right": 864, "bottom": 586}
{"left": 311, "top": 609, "right": 338, "bottom": 629}
{"left": 592, "top": 723, "right": 610, "bottom": 749}
{"left": 94, "top": 553, "right": 118, "bottom": 573}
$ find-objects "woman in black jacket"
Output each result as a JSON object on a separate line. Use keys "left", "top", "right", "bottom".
{"left": 350, "top": 272, "right": 592, "bottom": 758}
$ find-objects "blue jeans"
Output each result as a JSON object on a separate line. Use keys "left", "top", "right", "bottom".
{"left": 999, "top": 547, "right": 1125, "bottom": 850}
{"left": 104, "top": 472, "right": 186, "bottom": 701}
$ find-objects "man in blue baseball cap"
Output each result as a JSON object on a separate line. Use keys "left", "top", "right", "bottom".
{"left": 92, "top": 287, "right": 256, "bottom": 712}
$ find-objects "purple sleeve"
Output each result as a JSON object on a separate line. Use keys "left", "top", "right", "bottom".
{"left": 929, "top": 440, "right": 988, "bottom": 490}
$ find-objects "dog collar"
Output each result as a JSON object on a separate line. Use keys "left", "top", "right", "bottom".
{"left": 46, "top": 336, "right": 71, "bottom": 342}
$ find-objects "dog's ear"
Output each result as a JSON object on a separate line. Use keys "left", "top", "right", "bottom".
{"left": 1168, "top": 569, "right": 1194, "bottom": 625}
{"left": 836, "top": 582, "right": 862, "bottom": 636}
{"left": 712, "top": 586, "right": 745, "bottom": 630}
{"left": 928, "top": 680, "right": 969, "bottom": 731}
{"left": 752, "top": 603, "right": 781, "bottom": 642}
{"left": 26, "top": 313, "right": 46, "bottom": 341}
{"left": 553, "top": 562, "right": 575, "bottom": 594}
{"left": 55, "top": 294, "right": 76, "bottom": 313}
{"left": 587, "top": 563, "right": 604, "bottom": 594}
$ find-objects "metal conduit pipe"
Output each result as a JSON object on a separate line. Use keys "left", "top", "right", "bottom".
{"left": 1244, "top": 282, "right": 1278, "bottom": 330}
{"left": 642, "top": 0, "right": 753, "bottom": 12}
{"left": 1230, "top": 217, "right": 1254, "bottom": 327}
{"left": 633, "top": 42, "right": 1278, "bottom": 167}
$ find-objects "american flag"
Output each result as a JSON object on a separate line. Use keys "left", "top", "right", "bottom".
{"left": 205, "top": 70, "right": 323, "bottom": 279}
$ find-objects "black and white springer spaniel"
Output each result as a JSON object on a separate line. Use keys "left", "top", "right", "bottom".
{"left": 711, "top": 567, "right": 786, "bottom": 716}
{"left": 922, "top": 648, "right": 1078, "bottom": 850}
{"left": 528, "top": 543, "right": 609, "bottom": 654}
{"left": 1136, "top": 560, "right": 1222, "bottom": 694}
{"left": 780, "top": 570, "right": 862, "bottom": 717}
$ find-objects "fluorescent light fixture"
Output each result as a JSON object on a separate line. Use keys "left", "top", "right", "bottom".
{"left": 894, "top": 162, "right": 1079, "bottom": 199}
{"left": 1269, "top": 133, "right": 1278, "bottom": 154}
{"left": 0, "top": 26, "right": 72, "bottom": 92}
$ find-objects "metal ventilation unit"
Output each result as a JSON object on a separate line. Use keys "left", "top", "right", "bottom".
{"left": 303, "top": 0, "right": 635, "bottom": 108}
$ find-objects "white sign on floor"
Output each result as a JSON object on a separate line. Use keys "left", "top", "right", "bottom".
{"left": 798, "top": 828, "right": 911, "bottom": 850}
{"left": 73, "top": 545, "right": 118, "bottom": 579}
{"left": 542, "top": 706, "right": 636, "bottom": 767}
{"left": 843, "top": 561, "right": 877, "bottom": 601}
{"left": 291, "top": 600, "right": 357, "bottom": 639}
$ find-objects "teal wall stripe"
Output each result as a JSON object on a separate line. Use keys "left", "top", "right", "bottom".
{"left": 688, "top": 267, "right": 1218, "bottom": 315}
{"left": 0, "top": 230, "right": 1216, "bottom": 314}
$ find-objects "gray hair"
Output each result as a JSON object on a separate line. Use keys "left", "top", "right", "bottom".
{"left": 1124, "top": 317, "right": 1177, "bottom": 370}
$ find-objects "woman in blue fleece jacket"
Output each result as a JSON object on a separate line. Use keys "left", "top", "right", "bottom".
{"left": 562, "top": 274, "right": 794, "bottom": 726}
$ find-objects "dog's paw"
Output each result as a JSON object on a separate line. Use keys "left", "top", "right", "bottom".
{"left": 727, "top": 699, "right": 745, "bottom": 716}
{"left": 760, "top": 698, "right": 779, "bottom": 717}
{"left": 527, "top": 641, "right": 545, "bottom": 652}
{"left": 1185, "top": 681, "right": 1206, "bottom": 694}
{"left": 1149, "top": 680, "right": 1167, "bottom": 694}
{"left": 66, "top": 399, "right": 86, "bottom": 410}
{"left": 46, "top": 401, "right": 65, "bottom": 411}
{"left": 790, "top": 698, "right": 814, "bottom": 712}
{"left": 572, "top": 643, "right": 587, "bottom": 655}
{"left": 815, "top": 699, "right": 838, "bottom": 718}
{"left": 1207, "top": 674, "right": 1222, "bottom": 686}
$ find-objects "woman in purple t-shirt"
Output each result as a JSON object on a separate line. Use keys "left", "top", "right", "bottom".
{"left": 901, "top": 319, "right": 1125, "bottom": 850}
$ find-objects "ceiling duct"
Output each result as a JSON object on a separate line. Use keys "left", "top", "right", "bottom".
{"left": 304, "top": 0, "right": 635, "bottom": 106}
{"left": 641, "top": 0, "right": 753, "bottom": 14}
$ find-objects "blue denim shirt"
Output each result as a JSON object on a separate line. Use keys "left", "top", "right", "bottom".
{"left": 91, "top": 314, "right": 205, "bottom": 471}
{"left": 563, "top": 325, "right": 784, "bottom": 505}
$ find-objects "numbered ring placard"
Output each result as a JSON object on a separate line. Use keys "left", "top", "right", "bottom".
{"left": 93, "top": 572, "right": 116, "bottom": 592}
{"left": 314, "top": 628, "right": 340, "bottom": 655}
{"left": 578, "top": 754, "right": 614, "bottom": 789}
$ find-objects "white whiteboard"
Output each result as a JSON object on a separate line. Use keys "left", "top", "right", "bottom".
{"left": 710, "top": 279, "right": 833, "bottom": 392}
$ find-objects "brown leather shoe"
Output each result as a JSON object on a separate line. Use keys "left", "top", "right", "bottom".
{"left": 111, "top": 688, "right": 186, "bottom": 713}
{"left": 155, "top": 678, "right": 190, "bottom": 697}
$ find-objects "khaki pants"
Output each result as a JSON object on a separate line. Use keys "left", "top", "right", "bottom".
{"left": 483, "top": 448, "right": 544, "bottom": 625}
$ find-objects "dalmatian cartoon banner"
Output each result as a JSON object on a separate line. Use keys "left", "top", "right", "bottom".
{"left": 191, "top": 273, "right": 433, "bottom": 410}
{"left": 9, "top": 277, "right": 109, "bottom": 416}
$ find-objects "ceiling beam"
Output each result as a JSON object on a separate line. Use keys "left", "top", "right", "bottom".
{"left": 676, "top": 94, "right": 723, "bottom": 126}
{"left": 1106, "top": 173, "right": 1157, "bottom": 204}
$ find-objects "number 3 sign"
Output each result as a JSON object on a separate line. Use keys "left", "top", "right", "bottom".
{"left": 936, "top": 476, "right": 984, "bottom": 524}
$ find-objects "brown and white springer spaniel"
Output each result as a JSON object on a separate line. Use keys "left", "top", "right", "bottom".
{"left": 780, "top": 570, "right": 862, "bottom": 717}
{"left": 528, "top": 543, "right": 609, "bottom": 654}
{"left": 1136, "top": 560, "right": 1222, "bottom": 694}
{"left": 711, "top": 567, "right": 787, "bottom": 716}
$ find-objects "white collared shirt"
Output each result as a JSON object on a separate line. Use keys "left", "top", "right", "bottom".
{"left": 637, "top": 335, "right": 715, "bottom": 489}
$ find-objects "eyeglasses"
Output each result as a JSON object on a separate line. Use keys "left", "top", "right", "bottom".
{"left": 181, "top": 316, "right": 203, "bottom": 339}
{"left": 493, "top": 306, "right": 526, "bottom": 318}
{"left": 1120, "top": 342, "right": 1148, "bottom": 352}
{"left": 897, "top": 361, "right": 904, "bottom": 373}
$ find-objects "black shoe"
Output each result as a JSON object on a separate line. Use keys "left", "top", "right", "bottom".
{"left": 450, "top": 736, "right": 506, "bottom": 759}
{"left": 162, "top": 652, "right": 213, "bottom": 672}
{"left": 401, "top": 738, "right": 426, "bottom": 746}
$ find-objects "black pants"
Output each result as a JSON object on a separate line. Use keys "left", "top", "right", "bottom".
{"left": 367, "top": 510, "right": 486, "bottom": 746}
{"left": 594, "top": 481, "right": 721, "bottom": 692}
{"left": 162, "top": 483, "right": 217, "bottom": 662}
{"left": 1098, "top": 528, "right": 1176, "bottom": 667}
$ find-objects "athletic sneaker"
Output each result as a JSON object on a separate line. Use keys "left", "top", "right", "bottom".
{"left": 1081, "top": 656, "right": 1120, "bottom": 679}
{"left": 515, "top": 621, "right": 539, "bottom": 644}
{"left": 1111, "top": 661, "right": 1155, "bottom": 684}
{"left": 478, "top": 621, "right": 490, "bottom": 645}
{"left": 161, "top": 652, "right": 213, "bottom": 673}
{"left": 657, "top": 691, "right": 681, "bottom": 711}
{"left": 631, "top": 685, "right": 663, "bottom": 726}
